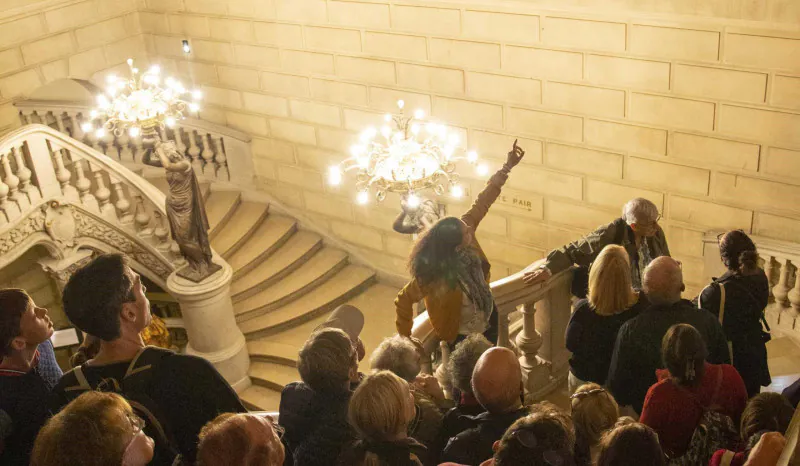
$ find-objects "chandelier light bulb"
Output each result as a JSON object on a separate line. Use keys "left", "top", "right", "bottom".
{"left": 90, "top": 110, "right": 98, "bottom": 119}
{"left": 407, "top": 193, "right": 420, "bottom": 208}
{"left": 189, "top": 103, "right": 200, "bottom": 112}
{"left": 397, "top": 100, "right": 405, "bottom": 109}
{"left": 328, "top": 166, "right": 342, "bottom": 186}
{"left": 451, "top": 185, "right": 464, "bottom": 198}
{"left": 426, "top": 122, "right": 437, "bottom": 134}
{"left": 381, "top": 125, "right": 392, "bottom": 138}
{"left": 356, "top": 191, "right": 369, "bottom": 205}
{"left": 95, "top": 128, "right": 106, "bottom": 138}
{"left": 414, "top": 109, "right": 425, "bottom": 119}
{"left": 357, "top": 156, "right": 369, "bottom": 168}
{"left": 127, "top": 58, "right": 133, "bottom": 66}
{"left": 467, "top": 151, "right": 478, "bottom": 163}
{"left": 129, "top": 126, "right": 141, "bottom": 138}
{"left": 447, "top": 133, "right": 460, "bottom": 146}
{"left": 97, "top": 95, "right": 110, "bottom": 109}
{"left": 384, "top": 113, "right": 392, "bottom": 122}
{"left": 411, "top": 124, "right": 420, "bottom": 136}
{"left": 106, "top": 74, "right": 117, "bottom": 84}
{"left": 477, "top": 164, "right": 489, "bottom": 176}
{"left": 132, "top": 68, "right": 139, "bottom": 74}
{"left": 192, "top": 90, "right": 203, "bottom": 100}
{"left": 165, "top": 117, "right": 177, "bottom": 128}
{"left": 149, "top": 65, "right": 161, "bottom": 75}
{"left": 81, "top": 122, "right": 93, "bottom": 133}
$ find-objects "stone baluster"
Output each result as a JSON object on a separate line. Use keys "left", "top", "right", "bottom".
{"left": 67, "top": 113, "right": 84, "bottom": 141}
{"left": 73, "top": 159, "right": 99, "bottom": 212}
{"left": 1, "top": 150, "right": 21, "bottom": 210}
{"left": 187, "top": 130, "right": 203, "bottom": 174}
{"left": 0, "top": 162, "right": 9, "bottom": 227}
{"left": 497, "top": 311, "right": 510, "bottom": 348}
{"left": 516, "top": 299, "right": 551, "bottom": 395}
{"left": 787, "top": 263, "right": 800, "bottom": 323}
{"left": 11, "top": 145, "right": 38, "bottom": 206}
{"left": 153, "top": 211, "right": 170, "bottom": 251}
{"left": 90, "top": 163, "right": 114, "bottom": 219}
{"left": 200, "top": 133, "right": 215, "bottom": 177}
{"left": 763, "top": 255, "right": 776, "bottom": 298}
{"left": 111, "top": 177, "right": 134, "bottom": 224}
{"left": 55, "top": 112, "right": 68, "bottom": 134}
{"left": 174, "top": 127, "right": 187, "bottom": 160}
{"left": 18, "top": 111, "right": 29, "bottom": 126}
{"left": 131, "top": 136, "right": 145, "bottom": 163}
{"left": 52, "top": 147, "right": 78, "bottom": 201}
{"left": 133, "top": 195, "right": 153, "bottom": 236}
{"left": 773, "top": 258, "right": 792, "bottom": 307}
{"left": 214, "top": 136, "right": 229, "bottom": 180}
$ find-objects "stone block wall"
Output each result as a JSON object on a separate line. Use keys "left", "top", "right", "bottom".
{"left": 5, "top": 0, "right": 800, "bottom": 294}
{"left": 0, "top": 0, "right": 148, "bottom": 132}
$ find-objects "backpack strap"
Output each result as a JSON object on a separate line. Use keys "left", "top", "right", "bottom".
{"left": 717, "top": 282, "right": 726, "bottom": 326}
{"left": 61, "top": 365, "right": 93, "bottom": 393}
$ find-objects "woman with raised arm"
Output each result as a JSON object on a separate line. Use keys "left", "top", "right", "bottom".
{"left": 395, "top": 141, "right": 525, "bottom": 347}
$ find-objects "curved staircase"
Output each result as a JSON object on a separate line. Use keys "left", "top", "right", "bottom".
{"left": 143, "top": 170, "right": 398, "bottom": 411}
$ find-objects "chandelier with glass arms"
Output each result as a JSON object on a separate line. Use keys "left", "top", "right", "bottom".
{"left": 81, "top": 58, "right": 202, "bottom": 139}
{"left": 328, "top": 100, "right": 488, "bottom": 206}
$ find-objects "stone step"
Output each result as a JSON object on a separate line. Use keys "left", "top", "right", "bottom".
{"left": 227, "top": 215, "right": 298, "bottom": 278}
{"left": 231, "top": 232, "right": 323, "bottom": 299}
{"left": 240, "top": 384, "right": 282, "bottom": 412}
{"left": 211, "top": 201, "right": 270, "bottom": 259}
{"left": 239, "top": 265, "right": 376, "bottom": 339}
{"left": 205, "top": 190, "right": 241, "bottom": 239}
{"left": 247, "top": 340, "right": 299, "bottom": 366}
{"left": 249, "top": 361, "right": 299, "bottom": 392}
{"left": 233, "top": 248, "right": 349, "bottom": 318}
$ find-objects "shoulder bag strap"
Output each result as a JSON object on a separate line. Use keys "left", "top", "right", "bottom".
{"left": 717, "top": 282, "right": 726, "bottom": 326}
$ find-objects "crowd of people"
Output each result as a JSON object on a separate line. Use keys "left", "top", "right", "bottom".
{"left": 0, "top": 139, "right": 798, "bottom": 465}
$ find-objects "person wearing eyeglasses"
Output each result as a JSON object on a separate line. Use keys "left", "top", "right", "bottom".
{"left": 30, "top": 391, "right": 155, "bottom": 466}
{"left": 522, "top": 198, "right": 670, "bottom": 298}
{"left": 197, "top": 413, "right": 286, "bottom": 466}
{"left": 697, "top": 229, "right": 772, "bottom": 398}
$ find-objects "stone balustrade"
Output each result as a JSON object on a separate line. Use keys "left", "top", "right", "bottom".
{"left": 15, "top": 99, "right": 256, "bottom": 189}
{"left": 413, "top": 259, "right": 573, "bottom": 401}
{"left": 0, "top": 123, "right": 180, "bottom": 282}
{"left": 702, "top": 233, "right": 800, "bottom": 342}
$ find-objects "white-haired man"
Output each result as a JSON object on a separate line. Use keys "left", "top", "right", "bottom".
{"left": 523, "top": 198, "right": 670, "bottom": 294}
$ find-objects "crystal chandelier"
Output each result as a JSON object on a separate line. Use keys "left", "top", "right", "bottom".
{"left": 81, "top": 58, "right": 202, "bottom": 139}
{"left": 328, "top": 100, "right": 487, "bottom": 206}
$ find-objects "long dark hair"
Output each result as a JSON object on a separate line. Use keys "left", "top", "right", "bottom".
{"left": 719, "top": 230, "right": 759, "bottom": 275}
{"left": 409, "top": 217, "right": 464, "bottom": 289}
{"left": 662, "top": 324, "right": 707, "bottom": 388}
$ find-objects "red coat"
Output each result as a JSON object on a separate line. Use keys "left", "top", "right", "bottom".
{"left": 639, "top": 363, "right": 747, "bottom": 458}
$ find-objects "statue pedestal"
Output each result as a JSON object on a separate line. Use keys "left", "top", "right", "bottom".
{"left": 166, "top": 260, "right": 251, "bottom": 393}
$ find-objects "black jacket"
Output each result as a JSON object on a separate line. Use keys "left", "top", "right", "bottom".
{"left": 606, "top": 299, "right": 730, "bottom": 414}
{"left": 280, "top": 381, "right": 354, "bottom": 466}
{"left": 698, "top": 271, "right": 771, "bottom": 395}
{"left": 440, "top": 407, "right": 529, "bottom": 466}
{"left": 338, "top": 438, "right": 427, "bottom": 466}
{"left": 566, "top": 292, "right": 648, "bottom": 385}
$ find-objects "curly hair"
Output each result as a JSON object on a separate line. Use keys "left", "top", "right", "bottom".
{"left": 409, "top": 216, "right": 464, "bottom": 289}
{"left": 494, "top": 402, "right": 575, "bottom": 466}
{"left": 297, "top": 328, "right": 356, "bottom": 393}
{"left": 369, "top": 335, "right": 421, "bottom": 382}
{"left": 596, "top": 418, "right": 665, "bottom": 466}
{"left": 719, "top": 230, "right": 759, "bottom": 275}
{"left": 447, "top": 333, "right": 492, "bottom": 394}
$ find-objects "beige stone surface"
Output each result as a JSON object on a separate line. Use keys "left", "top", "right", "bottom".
{"left": 725, "top": 33, "right": 800, "bottom": 72}
{"left": 463, "top": 10, "right": 539, "bottom": 44}
{"left": 669, "top": 196, "right": 753, "bottom": 231}
{"left": 630, "top": 25, "right": 720, "bottom": 62}
{"left": 219, "top": 66, "right": 260, "bottom": 89}
{"left": 234, "top": 44, "right": 280, "bottom": 68}
{"left": 545, "top": 143, "right": 623, "bottom": 179}
{"left": 673, "top": 64, "right": 767, "bottom": 104}
{"left": 764, "top": 147, "right": 800, "bottom": 179}
{"left": 364, "top": 32, "right": 426, "bottom": 61}
{"left": 584, "top": 119, "right": 667, "bottom": 156}
{"left": 432, "top": 96, "right": 503, "bottom": 130}
{"left": 544, "top": 82, "right": 625, "bottom": 119}
{"left": 585, "top": 55, "right": 670, "bottom": 91}
{"left": 260, "top": 71, "right": 310, "bottom": 97}
{"left": 392, "top": 5, "right": 460, "bottom": 36}
{"left": 719, "top": 105, "right": 800, "bottom": 147}
{"left": 429, "top": 38, "right": 501, "bottom": 71}
{"left": 772, "top": 75, "right": 800, "bottom": 110}
{"left": 504, "top": 46, "right": 583, "bottom": 80}
{"left": 328, "top": 0, "right": 389, "bottom": 29}
{"left": 336, "top": 56, "right": 395, "bottom": 85}
{"left": 670, "top": 132, "right": 760, "bottom": 171}
{"left": 507, "top": 107, "right": 583, "bottom": 142}
{"left": 714, "top": 173, "right": 800, "bottom": 213}
{"left": 630, "top": 93, "right": 716, "bottom": 132}
{"left": 626, "top": 157, "right": 710, "bottom": 195}
{"left": 304, "top": 26, "right": 361, "bottom": 53}
{"left": 397, "top": 63, "right": 464, "bottom": 94}
{"left": 466, "top": 72, "right": 541, "bottom": 106}
{"left": 253, "top": 22, "right": 303, "bottom": 48}
{"left": 585, "top": 179, "right": 663, "bottom": 211}
{"left": 543, "top": 17, "right": 626, "bottom": 52}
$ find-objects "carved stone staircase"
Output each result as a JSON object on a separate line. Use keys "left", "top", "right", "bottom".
{"left": 143, "top": 171, "right": 398, "bottom": 411}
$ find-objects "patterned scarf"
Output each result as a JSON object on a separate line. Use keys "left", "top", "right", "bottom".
{"left": 456, "top": 248, "right": 494, "bottom": 325}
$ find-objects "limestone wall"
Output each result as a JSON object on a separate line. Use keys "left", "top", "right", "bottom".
{"left": 6, "top": 0, "right": 800, "bottom": 294}
{"left": 0, "top": 0, "right": 147, "bottom": 132}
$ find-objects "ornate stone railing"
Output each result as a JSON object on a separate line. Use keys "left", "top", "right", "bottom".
{"left": 702, "top": 232, "right": 800, "bottom": 343}
{"left": 413, "top": 259, "right": 573, "bottom": 401}
{"left": 15, "top": 99, "right": 256, "bottom": 188}
{"left": 0, "top": 123, "right": 182, "bottom": 288}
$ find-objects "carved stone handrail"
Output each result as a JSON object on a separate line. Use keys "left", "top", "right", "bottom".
{"left": 412, "top": 258, "right": 574, "bottom": 400}
{"left": 0, "top": 123, "right": 186, "bottom": 289}
{"left": 702, "top": 232, "right": 800, "bottom": 343}
{"left": 15, "top": 98, "right": 256, "bottom": 188}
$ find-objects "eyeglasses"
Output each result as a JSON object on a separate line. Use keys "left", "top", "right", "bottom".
{"left": 128, "top": 413, "right": 146, "bottom": 435}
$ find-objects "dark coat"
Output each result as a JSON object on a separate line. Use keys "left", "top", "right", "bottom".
{"left": 698, "top": 271, "right": 771, "bottom": 397}
{"left": 606, "top": 299, "right": 730, "bottom": 414}
{"left": 279, "top": 382, "right": 354, "bottom": 466}
{"left": 338, "top": 438, "right": 427, "bottom": 466}
{"left": 440, "top": 407, "right": 529, "bottom": 466}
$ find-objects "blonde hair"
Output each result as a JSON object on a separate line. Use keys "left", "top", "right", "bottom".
{"left": 31, "top": 392, "right": 134, "bottom": 466}
{"left": 588, "top": 245, "right": 637, "bottom": 316}
{"left": 571, "top": 383, "right": 620, "bottom": 449}
{"left": 349, "top": 370, "right": 414, "bottom": 442}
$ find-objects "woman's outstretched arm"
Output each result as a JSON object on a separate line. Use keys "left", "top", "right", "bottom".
{"left": 461, "top": 140, "right": 525, "bottom": 230}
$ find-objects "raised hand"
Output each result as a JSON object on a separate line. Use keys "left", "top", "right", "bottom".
{"left": 506, "top": 139, "right": 525, "bottom": 169}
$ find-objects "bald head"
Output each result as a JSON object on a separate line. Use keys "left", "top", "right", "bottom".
{"left": 471, "top": 347, "right": 523, "bottom": 413}
{"left": 643, "top": 256, "right": 684, "bottom": 305}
